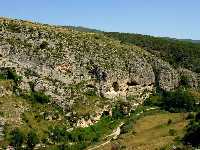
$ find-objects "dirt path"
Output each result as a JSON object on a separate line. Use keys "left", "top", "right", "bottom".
{"left": 88, "top": 107, "right": 158, "bottom": 150}
{"left": 87, "top": 122, "right": 124, "bottom": 150}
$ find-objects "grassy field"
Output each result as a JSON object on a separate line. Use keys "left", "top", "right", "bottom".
{"left": 98, "top": 112, "right": 188, "bottom": 150}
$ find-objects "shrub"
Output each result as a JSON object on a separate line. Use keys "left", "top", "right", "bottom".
{"left": 85, "top": 89, "right": 97, "bottom": 96}
{"left": 10, "top": 128, "right": 25, "bottom": 148}
{"left": 126, "top": 95, "right": 136, "bottom": 101}
{"left": 112, "top": 105, "right": 124, "bottom": 119}
{"left": 27, "top": 130, "right": 39, "bottom": 149}
{"left": 0, "top": 69, "right": 22, "bottom": 84}
{"left": 195, "top": 112, "right": 200, "bottom": 121}
{"left": 120, "top": 120, "right": 134, "bottom": 134}
{"left": 24, "top": 69, "right": 38, "bottom": 77}
{"left": 30, "top": 91, "right": 50, "bottom": 104}
{"left": 48, "top": 126, "right": 66, "bottom": 142}
{"left": 167, "top": 119, "right": 172, "bottom": 125}
{"left": 48, "top": 116, "right": 117, "bottom": 147}
{"left": 112, "top": 102, "right": 131, "bottom": 119}
{"left": 144, "top": 95, "right": 162, "bottom": 106}
{"left": 183, "top": 121, "right": 200, "bottom": 146}
{"left": 180, "top": 76, "right": 190, "bottom": 87}
{"left": 7, "top": 69, "right": 22, "bottom": 84}
{"left": 183, "top": 112, "right": 200, "bottom": 146}
{"left": 186, "top": 113, "right": 195, "bottom": 120}
{"left": 169, "top": 129, "right": 176, "bottom": 136}
{"left": 0, "top": 73, "right": 6, "bottom": 80}
{"left": 39, "top": 41, "right": 48, "bottom": 49}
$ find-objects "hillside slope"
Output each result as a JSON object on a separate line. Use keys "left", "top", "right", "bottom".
{"left": 0, "top": 17, "right": 199, "bottom": 121}
{"left": 104, "top": 32, "right": 200, "bottom": 73}
{"left": 0, "top": 17, "right": 199, "bottom": 149}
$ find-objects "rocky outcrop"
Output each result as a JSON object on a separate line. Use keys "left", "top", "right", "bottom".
{"left": 0, "top": 17, "right": 199, "bottom": 126}
{"left": 178, "top": 68, "right": 198, "bottom": 88}
{"left": 143, "top": 52, "right": 180, "bottom": 91}
{"left": 0, "top": 80, "right": 13, "bottom": 97}
{"left": 158, "top": 66, "right": 179, "bottom": 91}
{"left": 0, "top": 118, "right": 5, "bottom": 141}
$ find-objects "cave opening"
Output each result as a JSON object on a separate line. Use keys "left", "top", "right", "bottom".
{"left": 102, "top": 111, "right": 110, "bottom": 116}
{"left": 127, "top": 81, "right": 139, "bottom": 86}
{"left": 112, "top": 82, "right": 119, "bottom": 92}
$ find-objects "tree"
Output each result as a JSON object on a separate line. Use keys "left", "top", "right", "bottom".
{"left": 161, "top": 89, "right": 196, "bottom": 112}
{"left": 183, "top": 112, "right": 200, "bottom": 147}
{"left": 183, "top": 121, "right": 200, "bottom": 146}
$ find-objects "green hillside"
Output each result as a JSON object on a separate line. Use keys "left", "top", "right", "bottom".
{"left": 104, "top": 32, "right": 200, "bottom": 73}
{"left": 0, "top": 17, "right": 200, "bottom": 149}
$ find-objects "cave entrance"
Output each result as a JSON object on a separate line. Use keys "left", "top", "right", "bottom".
{"left": 112, "top": 82, "right": 119, "bottom": 92}
{"left": 127, "top": 81, "right": 139, "bottom": 86}
{"left": 102, "top": 111, "right": 110, "bottom": 116}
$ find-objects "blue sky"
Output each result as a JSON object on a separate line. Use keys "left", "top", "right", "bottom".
{"left": 0, "top": 0, "right": 199, "bottom": 39}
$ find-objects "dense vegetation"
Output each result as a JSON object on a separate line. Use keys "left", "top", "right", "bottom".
{"left": 104, "top": 32, "right": 200, "bottom": 72}
{"left": 145, "top": 88, "right": 199, "bottom": 113}
{"left": 7, "top": 116, "right": 119, "bottom": 150}
{"left": 183, "top": 112, "right": 200, "bottom": 147}
{"left": 144, "top": 88, "right": 200, "bottom": 148}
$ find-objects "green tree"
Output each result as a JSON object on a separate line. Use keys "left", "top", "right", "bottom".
{"left": 183, "top": 112, "right": 200, "bottom": 146}
{"left": 161, "top": 89, "right": 196, "bottom": 112}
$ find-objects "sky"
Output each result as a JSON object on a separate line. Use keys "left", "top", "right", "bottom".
{"left": 0, "top": 0, "right": 199, "bottom": 40}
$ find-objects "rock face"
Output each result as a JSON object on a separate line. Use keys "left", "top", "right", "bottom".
{"left": 0, "top": 17, "right": 198, "bottom": 124}
{"left": 144, "top": 54, "right": 180, "bottom": 91}
{"left": 178, "top": 68, "right": 199, "bottom": 88}
{"left": 158, "top": 66, "right": 179, "bottom": 92}
{"left": 0, "top": 80, "right": 13, "bottom": 97}
{"left": 0, "top": 118, "right": 5, "bottom": 141}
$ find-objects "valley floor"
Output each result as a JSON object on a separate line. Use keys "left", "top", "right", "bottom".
{"left": 96, "top": 112, "right": 188, "bottom": 150}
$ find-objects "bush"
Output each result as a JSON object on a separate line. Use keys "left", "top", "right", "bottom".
{"left": 0, "top": 73, "right": 6, "bottom": 80}
{"left": 183, "top": 121, "right": 200, "bottom": 146}
{"left": 0, "top": 69, "right": 22, "bottom": 84}
{"left": 85, "top": 89, "right": 97, "bottom": 96}
{"left": 112, "top": 106, "right": 124, "bottom": 119}
{"left": 144, "top": 95, "right": 162, "bottom": 106}
{"left": 183, "top": 112, "right": 200, "bottom": 147}
{"left": 7, "top": 69, "right": 22, "bottom": 84}
{"left": 186, "top": 113, "right": 195, "bottom": 120}
{"left": 39, "top": 41, "right": 48, "bottom": 49}
{"left": 30, "top": 91, "right": 50, "bottom": 104}
{"left": 195, "top": 112, "right": 200, "bottom": 121}
{"left": 48, "top": 126, "right": 67, "bottom": 142}
{"left": 27, "top": 130, "right": 39, "bottom": 149}
{"left": 167, "top": 119, "right": 172, "bottom": 125}
{"left": 112, "top": 102, "right": 131, "bottom": 119}
{"left": 120, "top": 120, "right": 134, "bottom": 134}
{"left": 58, "top": 142, "right": 87, "bottom": 150}
{"left": 180, "top": 76, "right": 190, "bottom": 87}
{"left": 10, "top": 128, "right": 25, "bottom": 148}
{"left": 169, "top": 129, "right": 176, "bottom": 136}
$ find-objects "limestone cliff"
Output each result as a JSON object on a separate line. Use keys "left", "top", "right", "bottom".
{"left": 0, "top": 17, "right": 198, "bottom": 124}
